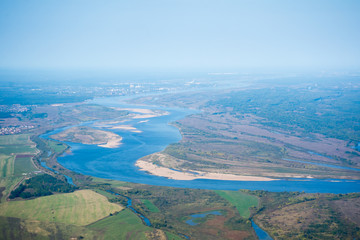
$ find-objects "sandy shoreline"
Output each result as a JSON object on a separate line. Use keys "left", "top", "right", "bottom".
{"left": 98, "top": 134, "right": 123, "bottom": 148}
{"left": 113, "top": 108, "right": 155, "bottom": 114}
{"left": 135, "top": 160, "right": 275, "bottom": 181}
{"left": 112, "top": 107, "right": 169, "bottom": 119}
{"left": 50, "top": 107, "right": 168, "bottom": 149}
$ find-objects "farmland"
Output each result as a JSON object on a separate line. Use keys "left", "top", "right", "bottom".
{"left": 0, "top": 190, "right": 123, "bottom": 226}
{"left": 0, "top": 215, "right": 100, "bottom": 240}
{"left": 88, "top": 209, "right": 155, "bottom": 240}
{"left": 0, "top": 134, "right": 39, "bottom": 202}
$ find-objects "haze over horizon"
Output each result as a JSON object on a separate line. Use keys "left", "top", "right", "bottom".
{"left": 0, "top": 0, "right": 360, "bottom": 73}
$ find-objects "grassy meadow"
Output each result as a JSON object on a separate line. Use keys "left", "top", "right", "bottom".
{"left": 13, "top": 156, "right": 38, "bottom": 176}
{"left": 88, "top": 208, "right": 153, "bottom": 240}
{"left": 46, "top": 139, "right": 67, "bottom": 154}
{"left": 0, "top": 215, "right": 100, "bottom": 240}
{"left": 215, "top": 190, "right": 259, "bottom": 218}
{"left": 141, "top": 199, "right": 160, "bottom": 213}
{"left": 0, "top": 190, "right": 123, "bottom": 226}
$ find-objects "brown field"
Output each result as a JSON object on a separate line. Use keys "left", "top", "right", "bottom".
{"left": 205, "top": 216, "right": 250, "bottom": 240}
{"left": 332, "top": 197, "right": 360, "bottom": 225}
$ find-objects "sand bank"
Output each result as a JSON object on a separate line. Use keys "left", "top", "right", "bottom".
{"left": 111, "top": 125, "right": 142, "bottom": 133}
{"left": 98, "top": 135, "right": 123, "bottom": 148}
{"left": 112, "top": 107, "right": 169, "bottom": 118}
{"left": 111, "top": 108, "right": 155, "bottom": 114}
{"left": 136, "top": 160, "right": 275, "bottom": 181}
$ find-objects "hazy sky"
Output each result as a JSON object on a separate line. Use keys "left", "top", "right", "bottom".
{"left": 0, "top": 0, "right": 359, "bottom": 72}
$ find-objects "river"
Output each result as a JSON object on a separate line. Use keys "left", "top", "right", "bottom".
{"left": 41, "top": 96, "right": 360, "bottom": 194}
{"left": 40, "top": 96, "right": 360, "bottom": 240}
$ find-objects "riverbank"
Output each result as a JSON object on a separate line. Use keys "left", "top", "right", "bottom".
{"left": 135, "top": 160, "right": 275, "bottom": 181}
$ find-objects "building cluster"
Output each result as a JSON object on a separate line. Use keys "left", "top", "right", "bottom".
{"left": 0, "top": 104, "right": 29, "bottom": 112}
{"left": 0, "top": 125, "right": 34, "bottom": 135}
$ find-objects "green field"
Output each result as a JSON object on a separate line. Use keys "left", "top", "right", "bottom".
{"left": 46, "top": 139, "right": 67, "bottom": 154}
{"left": 0, "top": 134, "right": 31, "bottom": 145}
{"left": 0, "top": 154, "right": 14, "bottom": 178}
{"left": 92, "top": 177, "right": 132, "bottom": 189}
{"left": 0, "top": 134, "right": 37, "bottom": 155}
{"left": 0, "top": 215, "right": 100, "bottom": 240}
{"left": 0, "top": 176, "right": 22, "bottom": 202}
{"left": 88, "top": 208, "right": 152, "bottom": 240}
{"left": 215, "top": 190, "right": 259, "bottom": 218}
{"left": 0, "top": 190, "right": 123, "bottom": 226}
{"left": 0, "top": 134, "right": 39, "bottom": 202}
{"left": 141, "top": 199, "right": 160, "bottom": 213}
{"left": 93, "top": 189, "right": 118, "bottom": 199}
{"left": 13, "top": 157, "right": 38, "bottom": 176}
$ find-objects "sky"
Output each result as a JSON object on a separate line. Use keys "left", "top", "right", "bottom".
{"left": 0, "top": 0, "right": 359, "bottom": 72}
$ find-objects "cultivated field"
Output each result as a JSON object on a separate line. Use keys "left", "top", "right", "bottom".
{"left": 0, "top": 190, "right": 123, "bottom": 226}
{"left": 0, "top": 215, "right": 100, "bottom": 240}
{"left": 0, "top": 134, "right": 39, "bottom": 202}
{"left": 88, "top": 209, "right": 154, "bottom": 240}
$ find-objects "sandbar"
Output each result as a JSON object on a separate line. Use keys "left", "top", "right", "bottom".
{"left": 136, "top": 160, "right": 275, "bottom": 181}
{"left": 113, "top": 108, "right": 155, "bottom": 114}
{"left": 98, "top": 135, "right": 123, "bottom": 148}
{"left": 111, "top": 125, "right": 142, "bottom": 133}
{"left": 112, "top": 107, "right": 169, "bottom": 119}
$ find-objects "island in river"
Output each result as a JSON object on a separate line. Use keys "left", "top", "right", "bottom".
{"left": 50, "top": 126, "right": 123, "bottom": 148}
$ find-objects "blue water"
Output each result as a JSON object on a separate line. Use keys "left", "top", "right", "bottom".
{"left": 251, "top": 220, "right": 273, "bottom": 240}
{"left": 64, "top": 175, "right": 75, "bottom": 186}
{"left": 40, "top": 96, "right": 360, "bottom": 194}
{"left": 185, "top": 211, "right": 222, "bottom": 226}
{"left": 106, "top": 190, "right": 151, "bottom": 226}
{"left": 127, "top": 197, "right": 152, "bottom": 226}
{"left": 40, "top": 161, "right": 59, "bottom": 174}
{"left": 40, "top": 160, "right": 76, "bottom": 186}
{"left": 351, "top": 143, "right": 360, "bottom": 151}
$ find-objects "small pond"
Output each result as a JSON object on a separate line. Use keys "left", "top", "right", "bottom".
{"left": 185, "top": 210, "right": 222, "bottom": 226}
